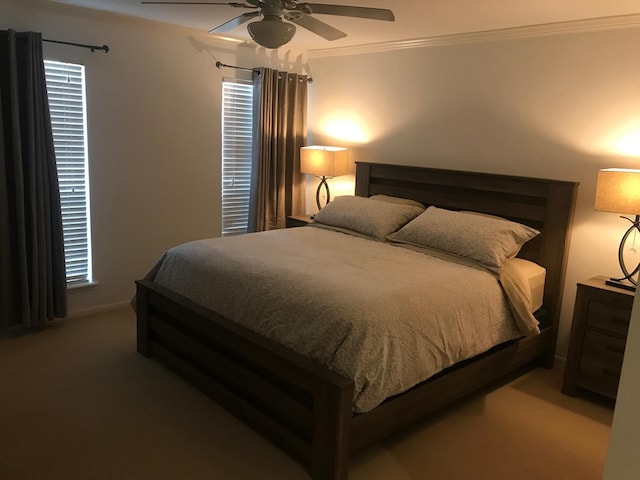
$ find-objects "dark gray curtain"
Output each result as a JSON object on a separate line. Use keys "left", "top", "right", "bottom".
{"left": 248, "top": 68, "right": 307, "bottom": 232}
{"left": 0, "top": 29, "right": 67, "bottom": 330}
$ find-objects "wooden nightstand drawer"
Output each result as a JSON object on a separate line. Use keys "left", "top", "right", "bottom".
{"left": 579, "top": 331, "right": 625, "bottom": 398}
{"left": 582, "top": 330, "right": 626, "bottom": 372}
{"left": 586, "top": 301, "right": 631, "bottom": 336}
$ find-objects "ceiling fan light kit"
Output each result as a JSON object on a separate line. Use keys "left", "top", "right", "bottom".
{"left": 248, "top": 15, "right": 296, "bottom": 48}
{"left": 141, "top": 1, "right": 395, "bottom": 49}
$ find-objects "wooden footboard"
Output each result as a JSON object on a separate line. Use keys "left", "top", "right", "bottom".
{"left": 136, "top": 279, "right": 353, "bottom": 480}
{"left": 137, "top": 278, "right": 552, "bottom": 479}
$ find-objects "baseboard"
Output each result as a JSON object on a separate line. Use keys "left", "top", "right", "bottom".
{"left": 66, "top": 301, "right": 132, "bottom": 319}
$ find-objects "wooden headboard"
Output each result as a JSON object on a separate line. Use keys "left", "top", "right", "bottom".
{"left": 355, "top": 162, "right": 579, "bottom": 335}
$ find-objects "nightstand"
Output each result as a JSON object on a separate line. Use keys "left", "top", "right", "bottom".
{"left": 286, "top": 215, "right": 313, "bottom": 228}
{"left": 562, "top": 276, "right": 634, "bottom": 400}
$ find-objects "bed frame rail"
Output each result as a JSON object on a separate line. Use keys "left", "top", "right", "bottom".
{"left": 350, "top": 328, "right": 551, "bottom": 452}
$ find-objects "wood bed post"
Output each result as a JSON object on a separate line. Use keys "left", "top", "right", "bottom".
{"left": 539, "top": 182, "right": 578, "bottom": 367}
{"left": 311, "top": 382, "right": 353, "bottom": 480}
{"left": 354, "top": 163, "right": 371, "bottom": 197}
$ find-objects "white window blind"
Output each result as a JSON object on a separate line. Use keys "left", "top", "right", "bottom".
{"left": 44, "top": 60, "right": 92, "bottom": 285}
{"left": 221, "top": 79, "right": 254, "bottom": 236}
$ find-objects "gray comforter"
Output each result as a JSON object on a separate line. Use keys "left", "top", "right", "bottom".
{"left": 147, "top": 226, "right": 524, "bottom": 412}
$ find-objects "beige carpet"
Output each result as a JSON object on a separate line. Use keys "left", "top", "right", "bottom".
{"left": 0, "top": 309, "right": 613, "bottom": 480}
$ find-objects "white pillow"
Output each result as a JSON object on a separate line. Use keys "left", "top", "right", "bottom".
{"left": 313, "top": 196, "right": 424, "bottom": 241}
{"left": 387, "top": 206, "right": 539, "bottom": 269}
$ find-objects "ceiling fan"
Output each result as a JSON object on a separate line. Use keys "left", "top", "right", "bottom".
{"left": 141, "top": 0, "right": 395, "bottom": 48}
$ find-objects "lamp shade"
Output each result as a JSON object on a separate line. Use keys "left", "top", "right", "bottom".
{"left": 595, "top": 168, "right": 640, "bottom": 215}
{"left": 300, "top": 146, "right": 350, "bottom": 177}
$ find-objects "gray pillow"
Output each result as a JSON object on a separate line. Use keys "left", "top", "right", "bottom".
{"left": 313, "top": 195, "right": 424, "bottom": 241}
{"left": 387, "top": 206, "right": 539, "bottom": 270}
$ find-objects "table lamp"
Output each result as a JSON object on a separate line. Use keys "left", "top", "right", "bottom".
{"left": 595, "top": 168, "right": 640, "bottom": 290}
{"left": 300, "top": 146, "right": 350, "bottom": 210}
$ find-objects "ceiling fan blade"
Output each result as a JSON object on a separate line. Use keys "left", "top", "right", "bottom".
{"left": 305, "top": 3, "right": 394, "bottom": 21}
{"left": 209, "top": 11, "right": 261, "bottom": 32}
{"left": 141, "top": 1, "right": 257, "bottom": 8}
{"left": 289, "top": 14, "right": 346, "bottom": 41}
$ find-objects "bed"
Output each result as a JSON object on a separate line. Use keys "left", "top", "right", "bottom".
{"left": 136, "top": 162, "right": 578, "bottom": 480}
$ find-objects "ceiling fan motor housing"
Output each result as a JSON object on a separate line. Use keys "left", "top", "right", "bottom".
{"left": 259, "top": 0, "right": 284, "bottom": 16}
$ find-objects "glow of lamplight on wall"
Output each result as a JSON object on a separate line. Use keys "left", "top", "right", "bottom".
{"left": 613, "top": 130, "right": 640, "bottom": 156}
{"left": 323, "top": 118, "right": 370, "bottom": 143}
{"left": 327, "top": 175, "right": 356, "bottom": 196}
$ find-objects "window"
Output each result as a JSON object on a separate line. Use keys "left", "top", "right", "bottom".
{"left": 44, "top": 60, "right": 92, "bottom": 285}
{"left": 221, "top": 79, "right": 254, "bottom": 236}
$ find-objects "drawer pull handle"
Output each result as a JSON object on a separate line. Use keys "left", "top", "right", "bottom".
{"left": 605, "top": 345, "right": 625, "bottom": 355}
{"left": 602, "top": 368, "right": 620, "bottom": 379}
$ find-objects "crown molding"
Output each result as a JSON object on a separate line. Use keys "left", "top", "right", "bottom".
{"left": 306, "top": 13, "right": 640, "bottom": 59}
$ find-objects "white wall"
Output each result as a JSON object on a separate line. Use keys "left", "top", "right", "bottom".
{"left": 307, "top": 26, "right": 640, "bottom": 358}
{"left": 3, "top": 0, "right": 308, "bottom": 315}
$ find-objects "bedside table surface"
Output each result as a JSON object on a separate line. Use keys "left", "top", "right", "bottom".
{"left": 288, "top": 214, "right": 314, "bottom": 222}
{"left": 285, "top": 215, "right": 314, "bottom": 228}
{"left": 578, "top": 276, "right": 636, "bottom": 296}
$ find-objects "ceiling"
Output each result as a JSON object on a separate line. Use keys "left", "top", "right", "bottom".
{"left": 50, "top": 0, "right": 640, "bottom": 51}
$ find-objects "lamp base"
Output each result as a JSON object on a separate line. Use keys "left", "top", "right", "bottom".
{"left": 605, "top": 278, "right": 637, "bottom": 292}
{"left": 611, "top": 215, "right": 640, "bottom": 292}
{"left": 315, "top": 176, "right": 331, "bottom": 210}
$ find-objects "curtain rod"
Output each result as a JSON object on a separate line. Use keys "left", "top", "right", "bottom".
{"left": 215, "top": 61, "right": 313, "bottom": 83}
{"left": 43, "top": 39, "right": 110, "bottom": 53}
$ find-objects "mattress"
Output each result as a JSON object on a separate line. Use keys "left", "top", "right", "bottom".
{"left": 146, "top": 227, "right": 538, "bottom": 412}
{"left": 506, "top": 257, "right": 546, "bottom": 312}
